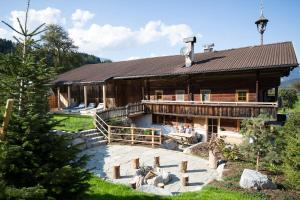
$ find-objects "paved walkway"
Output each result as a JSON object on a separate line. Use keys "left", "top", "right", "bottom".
{"left": 83, "top": 144, "right": 218, "bottom": 195}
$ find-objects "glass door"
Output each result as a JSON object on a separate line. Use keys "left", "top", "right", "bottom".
{"left": 207, "top": 118, "right": 218, "bottom": 141}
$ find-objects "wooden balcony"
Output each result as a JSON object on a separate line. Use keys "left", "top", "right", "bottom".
{"left": 142, "top": 100, "right": 278, "bottom": 119}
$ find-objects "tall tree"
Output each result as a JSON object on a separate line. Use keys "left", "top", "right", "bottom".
{"left": 279, "top": 88, "right": 298, "bottom": 111}
{"left": 41, "top": 24, "right": 77, "bottom": 72}
{"left": 0, "top": 1, "right": 90, "bottom": 199}
{"left": 0, "top": 39, "right": 16, "bottom": 54}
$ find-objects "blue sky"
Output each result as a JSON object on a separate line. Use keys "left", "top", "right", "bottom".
{"left": 0, "top": 0, "right": 299, "bottom": 78}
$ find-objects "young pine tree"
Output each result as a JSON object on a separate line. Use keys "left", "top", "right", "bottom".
{"left": 282, "top": 113, "right": 300, "bottom": 189}
{"left": 0, "top": 42, "right": 90, "bottom": 200}
{"left": 239, "top": 115, "right": 283, "bottom": 171}
{"left": 1, "top": 1, "right": 90, "bottom": 198}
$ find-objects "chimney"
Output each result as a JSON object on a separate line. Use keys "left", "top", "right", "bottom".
{"left": 183, "top": 36, "right": 196, "bottom": 67}
{"left": 203, "top": 43, "right": 214, "bottom": 52}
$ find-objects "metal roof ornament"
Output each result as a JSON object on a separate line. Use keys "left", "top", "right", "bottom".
{"left": 255, "top": 0, "right": 269, "bottom": 45}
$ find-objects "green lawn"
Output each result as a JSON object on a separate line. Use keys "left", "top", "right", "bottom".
{"left": 84, "top": 176, "right": 264, "bottom": 200}
{"left": 51, "top": 114, "right": 94, "bottom": 132}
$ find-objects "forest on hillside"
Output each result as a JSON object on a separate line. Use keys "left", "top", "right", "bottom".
{"left": 0, "top": 25, "right": 111, "bottom": 74}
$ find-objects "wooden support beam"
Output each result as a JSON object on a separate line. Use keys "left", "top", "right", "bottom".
{"left": 275, "top": 87, "right": 278, "bottom": 102}
{"left": 57, "top": 87, "right": 61, "bottom": 110}
{"left": 132, "top": 158, "right": 140, "bottom": 169}
{"left": 180, "top": 160, "right": 188, "bottom": 173}
{"left": 147, "top": 79, "right": 150, "bottom": 100}
{"left": 0, "top": 99, "right": 14, "bottom": 140}
{"left": 131, "top": 126, "right": 134, "bottom": 145}
{"left": 103, "top": 84, "right": 106, "bottom": 110}
{"left": 112, "top": 165, "right": 120, "bottom": 179}
{"left": 67, "top": 85, "right": 71, "bottom": 107}
{"left": 187, "top": 78, "right": 191, "bottom": 101}
{"left": 151, "top": 129, "right": 155, "bottom": 148}
{"left": 108, "top": 125, "right": 111, "bottom": 143}
{"left": 181, "top": 174, "right": 189, "bottom": 186}
{"left": 84, "top": 85, "right": 88, "bottom": 108}
{"left": 256, "top": 72, "right": 260, "bottom": 102}
{"left": 154, "top": 156, "right": 160, "bottom": 167}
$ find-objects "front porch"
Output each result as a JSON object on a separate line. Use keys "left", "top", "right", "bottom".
{"left": 49, "top": 83, "right": 108, "bottom": 111}
{"left": 142, "top": 100, "right": 278, "bottom": 119}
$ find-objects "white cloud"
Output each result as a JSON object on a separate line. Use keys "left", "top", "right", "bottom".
{"left": 71, "top": 9, "right": 94, "bottom": 27}
{"left": 69, "top": 20, "right": 196, "bottom": 56}
{"left": 0, "top": 27, "right": 11, "bottom": 39}
{"left": 138, "top": 21, "right": 193, "bottom": 46}
{"left": 9, "top": 7, "right": 65, "bottom": 36}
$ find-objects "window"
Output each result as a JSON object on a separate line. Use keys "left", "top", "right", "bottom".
{"left": 155, "top": 90, "right": 163, "bottom": 101}
{"left": 236, "top": 90, "right": 248, "bottom": 102}
{"left": 175, "top": 90, "right": 185, "bottom": 101}
{"left": 200, "top": 90, "right": 211, "bottom": 102}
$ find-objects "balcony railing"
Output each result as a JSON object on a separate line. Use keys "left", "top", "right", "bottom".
{"left": 142, "top": 100, "right": 278, "bottom": 119}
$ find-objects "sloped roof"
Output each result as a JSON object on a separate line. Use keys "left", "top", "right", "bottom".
{"left": 54, "top": 41, "right": 298, "bottom": 84}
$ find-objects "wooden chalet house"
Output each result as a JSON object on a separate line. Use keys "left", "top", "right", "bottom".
{"left": 50, "top": 38, "right": 298, "bottom": 143}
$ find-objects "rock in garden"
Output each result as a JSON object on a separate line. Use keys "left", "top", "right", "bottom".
{"left": 147, "top": 171, "right": 171, "bottom": 186}
{"left": 239, "top": 169, "right": 276, "bottom": 190}
{"left": 162, "top": 139, "right": 178, "bottom": 150}
{"left": 133, "top": 176, "right": 144, "bottom": 188}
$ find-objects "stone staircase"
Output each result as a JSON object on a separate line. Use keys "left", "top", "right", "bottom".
{"left": 81, "top": 131, "right": 107, "bottom": 148}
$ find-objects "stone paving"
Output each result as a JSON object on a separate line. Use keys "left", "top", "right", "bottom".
{"left": 83, "top": 144, "right": 218, "bottom": 195}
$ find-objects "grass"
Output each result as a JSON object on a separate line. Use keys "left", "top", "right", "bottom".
{"left": 51, "top": 114, "right": 94, "bottom": 132}
{"left": 84, "top": 176, "right": 265, "bottom": 200}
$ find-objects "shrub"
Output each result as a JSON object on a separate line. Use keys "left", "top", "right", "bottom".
{"left": 282, "top": 113, "right": 300, "bottom": 189}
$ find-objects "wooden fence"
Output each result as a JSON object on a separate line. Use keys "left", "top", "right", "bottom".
{"left": 96, "top": 102, "right": 145, "bottom": 121}
{"left": 107, "top": 125, "right": 162, "bottom": 147}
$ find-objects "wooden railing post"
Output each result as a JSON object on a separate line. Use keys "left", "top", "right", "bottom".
{"left": 159, "top": 130, "right": 162, "bottom": 145}
{"left": 151, "top": 129, "right": 155, "bottom": 148}
{"left": 131, "top": 126, "right": 134, "bottom": 145}
{"left": 108, "top": 125, "right": 111, "bottom": 143}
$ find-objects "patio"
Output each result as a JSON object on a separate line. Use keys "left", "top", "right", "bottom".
{"left": 83, "top": 144, "right": 218, "bottom": 195}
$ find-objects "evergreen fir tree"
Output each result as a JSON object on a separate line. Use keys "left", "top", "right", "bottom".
{"left": 0, "top": 1, "right": 90, "bottom": 199}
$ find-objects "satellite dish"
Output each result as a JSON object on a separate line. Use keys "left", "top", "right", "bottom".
{"left": 180, "top": 47, "right": 190, "bottom": 56}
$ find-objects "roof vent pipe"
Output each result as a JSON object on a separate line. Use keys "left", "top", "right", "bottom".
{"left": 203, "top": 43, "right": 214, "bottom": 52}
{"left": 182, "top": 36, "right": 197, "bottom": 67}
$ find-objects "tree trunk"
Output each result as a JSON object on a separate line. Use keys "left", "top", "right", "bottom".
{"left": 180, "top": 160, "right": 188, "bottom": 173}
{"left": 154, "top": 156, "right": 160, "bottom": 167}
{"left": 256, "top": 152, "right": 260, "bottom": 171}
{"left": 209, "top": 150, "right": 217, "bottom": 169}
{"left": 181, "top": 174, "right": 189, "bottom": 186}
{"left": 112, "top": 165, "right": 120, "bottom": 179}
{"left": 132, "top": 158, "right": 140, "bottom": 169}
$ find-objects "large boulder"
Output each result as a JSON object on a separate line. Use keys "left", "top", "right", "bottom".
{"left": 239, "top": 169, "right": 276, "bottom": 190}
{"left": 162, "top": 139, "right": 178, "bottom": 150}
{"left": 147, "top": 171, "right": 171, "bottom": 186}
